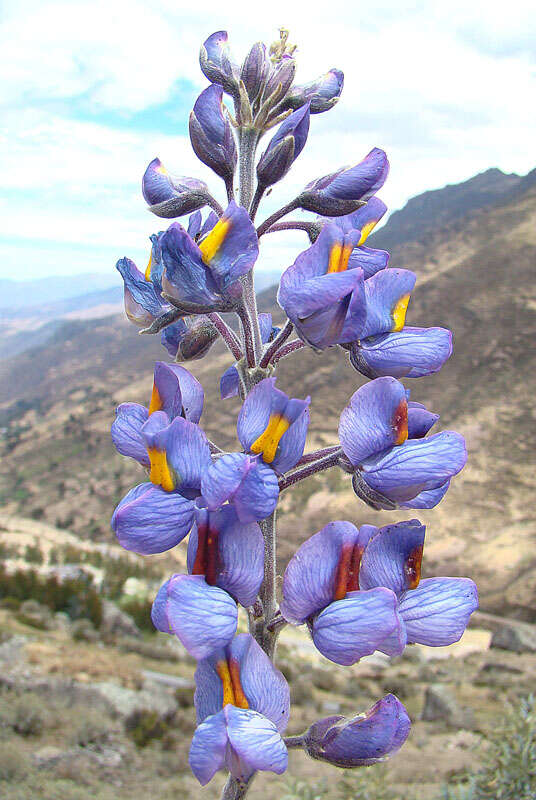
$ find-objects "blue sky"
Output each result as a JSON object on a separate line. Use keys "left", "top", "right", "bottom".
{"left": 1, "top": 0, "right": 535, "bottom": 282}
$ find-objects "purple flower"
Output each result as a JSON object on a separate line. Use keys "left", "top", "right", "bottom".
{"left": 338, "top": 377, "right": 467, "bottom": 509}
{"left": 111, "top": 411, "right": 210, "bottom": 554}
{"left": 151, "top": 574, "right": 238, "bottom": 660}
{"left": 317, "top": 217, "right": 452, "bottom": 378}
{"left": 359, "top": 520, "right": 479, "bottom": 650}
{"left": 280, "top": 520, "right": 400, "bottom": 665}
{"left": 328, "top": 197, "right": 390, "bottom": 279}
{"left": 160, "top": 200, "right": 259, "bottom": 310}
{"left": 278, "top": 222, "right": 367, "bottom": 349}
{"left": 281, "top": 519, "right": 478, "bottom": 663}
{"left": 201, "top": 453, "right": 279, "bottom": 523}
{"left": 298, "top": 148, "right": 389, "bottom": 215}
{"left": 256, "top": 104, "right": 311, "bottom": 188}
{"left": 116, "top": 256, "right": 168, "bottom": 327}
{"left": 199, "top": 31, "right": 238, "bottom": 95}
{"left": 150, "top": 506, "right": 264, "bottom": 658}
{"left": 350, "top": 326, "right": 453, "bottom": 379}
{"left": 111, "top": 360, "right": 204, "bottom": 466}
{"left": 189, "top": 84, "right": 237, "bottom": 187}
{"left": 220, "top": 313, "right": 276, "bottom": 399}
{"left": 304, "top": 694, "right": 410, "bottom": 766}
{"left": 186, "top": 506, "right": 264, "bottom": 606}
{"left": 283, "top": 68, "right": 344, "bottom": 114}
{"left": 330, "top": 197, "right": 388, "bottom": 243}
{"left": 142, "top": 157, "right": 209, "bottom": 219}
{"left": 189, "top": 634, "right": 290, "bottom": 785}
{"left": 237, "top": 377, "right": 310, "bottom": 474}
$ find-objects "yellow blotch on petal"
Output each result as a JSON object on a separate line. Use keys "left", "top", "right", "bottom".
{"left": 148, "top": 384, "right": 163, "bottom": 415}
{"left": 392, "top": 293, "right": 410, "bottom": 332}
{"left": 147, "top": 448, "right": 175, "bottom": 492}
{"left": 327, "top": 242, "right": 354, "bottom": 274}
{"left": 251, "top": 413, "right": 290, "bottom": 464}
{"left": 156, "top": 164, "right": 168, "bottom": 175}
{"left": 144, "top": 251, "right": 153, "bottom": 281}
{"left": 216, "top": 660, "right": 236, "bottom": 707}
{"left": 358, "top": 220, "right": 377, "bottom": 246}
{"left": 198, "top": 218, "right": 231, "bottom": 264}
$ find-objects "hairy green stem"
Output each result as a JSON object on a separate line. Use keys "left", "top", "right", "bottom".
{"left": 221, "top": 774, "right": 255, "bottom": 800}
{"left": 279, "top": 450, "right": 342, "bottom": 492}
{"left": 256, "top": 198, "right": 300, "bottom": 238}
{"left": 284, "top": 735, "right": 306, "bottom": 749}
{"left": 260, "top": 319, "right": 294, "bottom": 367}
{"left": 218, "top": 123, "right": 283, "bottom": 800}
{"left": 238, "top": 127, "right": 262, "bottom": 361}
{"left": 258, "top": 510, "right": 278, "bottom": 659}
{"left": 207, "top": 313, "right": 243, "bottom": 360}
{"left": 272, "top": 339, "right": 306, "bottom": 364}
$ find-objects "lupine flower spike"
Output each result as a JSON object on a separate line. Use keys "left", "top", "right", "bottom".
{"left": 110, "top": 27, "right": 477, "bottom": 797}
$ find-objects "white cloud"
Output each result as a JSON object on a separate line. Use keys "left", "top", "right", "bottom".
{"left": 1, "top": 0, "right": 535, "bottom": 280}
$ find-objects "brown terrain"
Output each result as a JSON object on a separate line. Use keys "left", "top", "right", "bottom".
{"left": 1, "top": 167, "right": 536, "bottom": 798}
{"left": 1, "top": 166, "right": 535, "bottom": 618}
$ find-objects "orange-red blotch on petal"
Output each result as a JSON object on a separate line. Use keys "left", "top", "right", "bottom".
{"left": 392, "top": 399, "right": 408, "bottom": 446}
{"left": 229, "top": 658, "right": 249, "bottom": 709}
{"left": 333, "top": 542, "right": 365, "bottom": 600}
{"left": 404, "top": 544, "right": 423, "bottom": 589}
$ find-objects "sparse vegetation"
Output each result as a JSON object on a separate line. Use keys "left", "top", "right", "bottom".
{"left": 0, "top": 565, "right": 102, "bottom": 627}
{"left": 443, "top": 695, "right": 536, "bottom": 800}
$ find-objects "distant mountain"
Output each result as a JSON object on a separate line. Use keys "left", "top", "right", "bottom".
{"left": 0, "top": 273, "right": 120, "bottom": 310}
{"left": 1, "top": 167, "right": 535, "bottom": 622}
{"left": 371, "top": 167, "right": 526, "bottom": 252}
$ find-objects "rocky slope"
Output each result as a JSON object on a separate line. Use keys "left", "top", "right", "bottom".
{"left": 1, "top": 168, "right": 535, "bottom": 620}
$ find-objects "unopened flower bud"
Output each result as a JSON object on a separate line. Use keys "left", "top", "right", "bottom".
{"left": 298, "top": 148, "right": 389, "bottom": 216}
{"left": 264, "top": 55, "right": 296, "bottom": 102}
{"left": 257, "top": 104, "right": 310, "bottom": 188}
{"left": 241, "top": 42, "right": 270, "bottom": 103}
{"left": 189, "top": 85, "right": 237, "bottom": 186}
{"left": 304, "top": 695, "right": 411, "bottom": 767}
{"left": 161, "top": 317, "right": 218, "bottom": 362}
{"left": 142, "top": 158, "right": 209, "bottom": 219}
{"left": 199, "top": 30, "right": 238, "bottom": 95}
{"left": 284, "top": 69, "right": 344, "bottom": 114}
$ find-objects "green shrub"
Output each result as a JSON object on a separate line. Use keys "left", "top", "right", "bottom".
{"left": 0, "top": 741, "right": 29, "bottom": 782}
{"left": 24, "top": 544, "right": 43, "bottom": 565}
{"left": 443, "top": 695, "right": 536, "bottom": 800}
{"left": 0, "top": 566, "right": 102, "bottom": 627}
{"left": 71, "top": 619, "right": 99, "bottom": 642}
{"left": 125, "top": 710, "right": 168, "bottom": 748}
{"left": 280, "top": 777, "right": 328, "bottom": 800}
{"left": 0, "top": 597, "right": 20, "bottom": 611}
{"left": 71, "top": 710, "right": 111, "bottom": 748}
{"left": 119, "top": 597, "right": 155, "bottom": 634}
{"left": 10, "top": 695, "right": 46, "bottom": 737}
